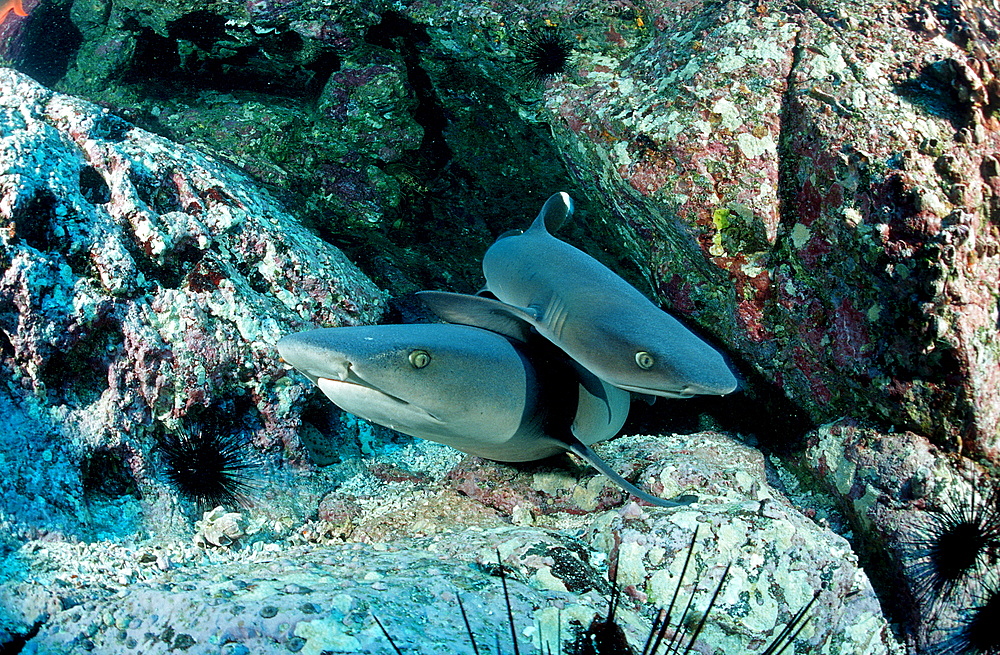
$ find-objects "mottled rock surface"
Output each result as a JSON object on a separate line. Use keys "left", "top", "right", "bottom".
{"left": 0, "top": 68, "right": 384, "bottom": 540}
{"left": 2, "top": 0, "right": 999, "bottom": 652}
{"left": 802, "top": 419, "right": 993, "bottom": 651}
{"left": 359, "top": 0, "right": 1000, "bottom": 454}
{"left": 502, "top": 0, "right": 1000, "bottom": 457}
{"left": 11, "top": 0, "right": 997, "bottom": 452}
{"left": 3, "top": 432, "right": 900, "bottom": 655}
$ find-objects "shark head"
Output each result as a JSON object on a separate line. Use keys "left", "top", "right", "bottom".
{"left": 574, "top": 308, "right": 740, "bottom": 398}
{"left": 418, "top": 289, "right": 740, "bottom": 400}
{"left": 276, "top": 323, "right": 537, "bottom": 453}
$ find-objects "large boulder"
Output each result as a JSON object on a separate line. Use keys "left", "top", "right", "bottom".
{"left": 3, "top": 431, "right": 901, "bottom": 654}
{"left": 303, "top": 0, "right": 997, "bottom": 453}
{"left": 0, "top": 68, "right": 384, "bottom": 540}
{"left": 803, "top": 419, "right": 996, "bottom": 651}
{"left": 492, "top": 0, "right": 1000, "bottom": 456}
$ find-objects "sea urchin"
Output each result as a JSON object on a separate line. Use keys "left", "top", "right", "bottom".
{"left": 511, "top": 24, "right": 574, "bottom": 83}
{"left": 907, "top": 484, "right": 1000, "bottom": 603}
{"left": 160, "top": 429, "right": 258, "bottom": 509}
{"left": 934, "top": 577, "right": 1000, "bottom": 655}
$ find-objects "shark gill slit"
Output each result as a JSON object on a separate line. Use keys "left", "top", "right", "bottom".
{"left": 548, "top": 295, "right": 569, "bottom": 342}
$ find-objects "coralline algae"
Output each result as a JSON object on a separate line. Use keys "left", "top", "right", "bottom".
{"left": 0, "top": 67, "right": 384, "bottom": 542}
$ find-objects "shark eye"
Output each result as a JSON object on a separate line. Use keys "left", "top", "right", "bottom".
{"left": 635, "top": 351, "right": 655, "bottom": 370}
{"left": 409, "top": 349, "right": 431, "bottom": 369}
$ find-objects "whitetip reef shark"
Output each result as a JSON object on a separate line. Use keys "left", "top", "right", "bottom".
{"left": 418, "top": 192, "right": 739, "bottom": 399}
{"left": 277, "top": 323, "right": 696, "bottom": 507}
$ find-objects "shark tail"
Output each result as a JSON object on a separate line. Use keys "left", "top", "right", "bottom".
{"left": 567, "top": 441, "right": 697, "bottom": 509}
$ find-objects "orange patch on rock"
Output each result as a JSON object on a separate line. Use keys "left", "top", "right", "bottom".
{"left": 0, "top": 0, "right": 28, "bottom": 25}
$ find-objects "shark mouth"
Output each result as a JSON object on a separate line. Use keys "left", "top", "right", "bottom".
{"left": 612, "top": 382, "right": 696, "bottom": 398}
{"left": 314, "top": 376, "right": 444, "bottom": 428}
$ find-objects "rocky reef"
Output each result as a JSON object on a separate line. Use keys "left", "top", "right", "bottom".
{"left": 1, "top": 0, "right": 998, "bottom": 653}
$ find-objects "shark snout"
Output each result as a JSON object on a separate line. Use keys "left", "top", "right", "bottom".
{"left": 276, "top": 332, "right": 352, "bottom": 384}
{"left": 682, "top": 363, "right": 739, "bottom": 397}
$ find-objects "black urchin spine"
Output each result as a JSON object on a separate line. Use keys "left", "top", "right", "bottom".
{"left": 160, "top": 430, "right": 258, "bottom": 509}
{"left": 934, "top": 576, "right": 1000, "bottom": 655}
{"left": 511, "top": 24, "right": 574, "bottom": 83}
{"left": 907, "top": 484, "right": 1000, "bottom": 604}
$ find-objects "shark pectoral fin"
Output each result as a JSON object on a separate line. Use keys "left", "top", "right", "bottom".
{"left": 417, "top": 290, "right": 536, "bottom": 342}
{"left": 532, "top": 192, "right": 574, "bottom": 234}
{"left": 567, "top": 441, "right": 697, "bottom": 508}
{"left": 570, "top": 362, "right": 631, "bottom": 445}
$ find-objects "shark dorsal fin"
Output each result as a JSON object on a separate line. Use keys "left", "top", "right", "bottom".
{"left": 417, "top": 291, "right": 535, "bottom": 342}
{"left": 530, "top": 191, "right": 573, "bottom": 234}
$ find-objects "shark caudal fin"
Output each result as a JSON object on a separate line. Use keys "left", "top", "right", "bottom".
{"left": 567, "top": 441, "right": 697, "bottom": 508}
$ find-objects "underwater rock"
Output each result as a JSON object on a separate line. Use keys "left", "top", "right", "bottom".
{"left": 446, "top": 454, "right": 628, "bottom": 516}
{"left": 504, "top": 0, "right": 1000, "bottom": 456}
{"left": 590, "top": 433, "right": 901, "bottom": 653}
{"left": 376, "top": 0, "right": 1000, "bottom": 454}
{"left": 443, "top": 432, "right": 902, "bottom": 652}
{"left": 28, "top": 0, "right": 1000, "bottom": 454}
{"left": 10, "top": 529, "right": 654, "bottom": 655}
{"left": 11, "top": 507, "right": 900, "bottom": 655}
{"left": 0, "top": 68, "right": 384, "bottom": 537}
{"left": 446, "top": 431, "right": 773, "bottom": 517}
{"left": 802, "top": 419, "right": 994, "bottom": 651}
{"left": 16, "top": 538, "right": 584, "bottom": 655}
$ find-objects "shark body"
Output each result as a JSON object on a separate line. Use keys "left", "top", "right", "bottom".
{"left": 277, "top": 323, "right": 694, "bottom": 507}
{"left": 419, "top": 192, "right": 739, "bottom": 399}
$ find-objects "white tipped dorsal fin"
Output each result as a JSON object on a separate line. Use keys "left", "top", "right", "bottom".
{"left": 530, "top": 192, "right": 573, "bottom": 233}
{"left": 417, "top": 291, "right": 536, "bottom": 342}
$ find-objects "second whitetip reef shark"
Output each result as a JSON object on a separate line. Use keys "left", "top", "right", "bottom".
{"left": 278, "top": 192, "right": 739, "bottom": 506}
{"left": 419, "top": 191, "right": 739, "bottom": 398}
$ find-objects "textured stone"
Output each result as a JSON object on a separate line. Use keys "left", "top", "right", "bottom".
{"left": 0, "top": 68, "right": 384, "bottom": 540}
{"left": 2, "top": 0, "right": 998, "bottom": 652}
{"left": 20, "top": 0, "right": 1000, "bottom": 455}
{"left": 11, "top": 470, "right": 901, "bottom": 655}
{"left": 506, "top": 0, "right": 1000, "bottom": 455}
{"left": 802, "top": 419, "right": 992, "bottom": 651}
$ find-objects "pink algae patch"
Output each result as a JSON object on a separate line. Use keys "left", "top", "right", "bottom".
{"left": 831, "top": 298, "right": 871, "bottom": 370}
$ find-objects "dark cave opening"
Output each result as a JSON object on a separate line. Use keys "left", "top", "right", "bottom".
{"left": 11, "top": 188, "right": 58, "bottom": 253}
{"left": 81, "top": 447, "right": 141, "bottom": 500}
{"left": 14, "top": 0, "right": 82, "bottom": 87}
{"left": 122, "top": 14, "right": 340, "bottom": 99}
{"left": 364, "top": 11, "right": 452, "bottom": 176}
{"left": 79, "top": 166, "right": 111, "bottom": 205}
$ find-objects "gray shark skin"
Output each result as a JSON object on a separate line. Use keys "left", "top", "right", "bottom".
{"left": 423, "top": 192, "right": 738, "bottom": 399}
{"left": 277, "top": 323, "right": 695, "bottom": 508}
